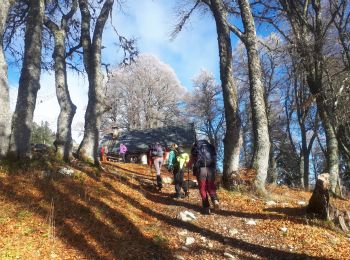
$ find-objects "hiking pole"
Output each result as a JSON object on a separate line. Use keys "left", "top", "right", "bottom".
{"left": 187, "top": 167, "right": 190, "bottom": 203}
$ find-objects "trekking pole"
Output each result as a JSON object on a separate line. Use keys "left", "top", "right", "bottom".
{"left": 187, "top": 167, "right": 190, "bottom": 203}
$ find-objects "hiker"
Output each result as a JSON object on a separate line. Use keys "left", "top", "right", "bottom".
{"left": 188, "top": 140, "right": 219, "bottom": 214}
{"left": 119, "top": 143, "right": 127, "bottom": 163}
{"left": 172, "top": 146, "right": 189, "bottom": 199}
{"left": 167, "top": 143, "right": 178, "bottom": 171}
{"left": 149, "top": 142, "right": 164, "bottom": 191}
{"left": 100, "top": 146, "right": 107, "bottom": 162}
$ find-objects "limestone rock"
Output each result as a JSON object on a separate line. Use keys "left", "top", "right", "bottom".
{"left": 177, "top": 211, "right": 197, "bottom": 222}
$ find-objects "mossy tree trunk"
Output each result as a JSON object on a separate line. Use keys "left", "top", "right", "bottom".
{"left": 77, "top": 0, "right": 114, "bottom": 165}
{"left": 8, "top": 0, "right": 45, "bottom": 159}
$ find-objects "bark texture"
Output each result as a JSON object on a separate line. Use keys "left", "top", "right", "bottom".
{"left": 45, "top": 3, "right": 77, "bottom": 161}
{"left": 0, "top": 1, "right": 12, "bottom": 157}
{"left": 9, "top": 0, "right": 45, "bottom": 159}
{"left": 209, "top": 0, "right": 241, "bottom": 188}
{"left": 77, "top": 0, "right": 114, "bottom": 164}
{"left": 238, "top": 0, "right": 270, "bottom": 194}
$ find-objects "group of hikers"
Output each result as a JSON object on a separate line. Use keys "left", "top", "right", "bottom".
{"left": 100, "top": 139, "right": 219, "bottom": 215}
{"left": 148, "top": 140, "right": 219, "bottom": 215}
{"left": 100, "top": 143, "right": 127, "bottom": 163}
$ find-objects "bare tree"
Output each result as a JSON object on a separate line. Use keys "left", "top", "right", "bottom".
{"left": 0, "top": 0, "right": 13, "bottom": 157}
{"left": 256, "top": 0, "right": 342, "bottom": 194}
{"left": 77, "top": 0, "right": 115, "bottom": 164}
{"left": 8, "top": 0, "right": 46, "bottom": 159}
{"left": 44, "top": 0, "right": 79, "bottom": 161}
{"left": 104, "top": 54, "right": 184, "bottom": 131}
{"left": 184, "top": 69, "right": 225, "bottom": 156}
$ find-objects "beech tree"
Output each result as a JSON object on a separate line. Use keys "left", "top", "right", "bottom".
{"left": 0, "top": 0, "right": 13, "bottom": 157}
{"left": 226, "top": 0, "right": 270, "bottom": 194}
{"left": 8, "top": 0, "right": 46, "bottom": 159}
{"left": 104, "top": 54, "right": 184, "bottom": 131}
{"left": 44, "top": 0, "right": 79, "bottom": 161}
{"left": 77, "top": 0, "right": 115, "bottom": 164}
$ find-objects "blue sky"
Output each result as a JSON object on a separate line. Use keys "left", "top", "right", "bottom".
{"left": 7, "top": 0, "right": 238, "bottom": 141}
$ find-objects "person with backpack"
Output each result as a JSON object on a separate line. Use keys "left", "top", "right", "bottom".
{"left": 188, "top": 140, "right": 219, "bottom": 215}
{"left": 149, "top": 142, "right": 164, "bottom": 191}
{"left": 172, "top": 146, "right": 190, "bottom": 199}
{"left": 167, "top": 143, "right": 178, "bottom": 172}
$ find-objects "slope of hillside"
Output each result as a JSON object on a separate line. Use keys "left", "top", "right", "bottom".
{"left": 0, "top": 160, "right": 349, "bottom": 259}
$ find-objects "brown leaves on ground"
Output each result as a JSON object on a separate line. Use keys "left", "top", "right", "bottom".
{"left": 0, "top": 160, "right": 349, "bottom": 259}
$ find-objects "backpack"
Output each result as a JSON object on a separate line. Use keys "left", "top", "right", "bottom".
{"left": 151, "top": 143, "right": 163, "bottom": 157}
{"left": 192, "top": 140, "right": 216, "bottom": 168}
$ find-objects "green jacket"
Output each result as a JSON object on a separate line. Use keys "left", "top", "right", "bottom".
{"left": 177, "top": 152, "right": 189, "bottom": 170}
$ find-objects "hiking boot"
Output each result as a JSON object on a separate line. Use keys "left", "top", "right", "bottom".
{"left": 213, "top": 200, "right": 220, "bottom": 210}
{"left": 179, "top": 193, "right": 186, "bottom": 199}
{"left": 201, "top": 207, "right": 211, "bottom": 215}
{"left": 156, "top": 176, "right": 163, "bottom": 190}
{"left": 171, "top": 193, "right": 181, "bottom": 199}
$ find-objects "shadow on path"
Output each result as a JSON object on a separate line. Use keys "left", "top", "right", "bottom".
{"left": 102, "top": 170, "right": 327, "bottom": 260}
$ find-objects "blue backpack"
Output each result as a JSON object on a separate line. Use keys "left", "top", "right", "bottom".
{"left": 192, "top": 140, "right": 216, "bottom": 168}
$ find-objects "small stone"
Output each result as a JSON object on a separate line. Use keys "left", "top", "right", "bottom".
{"left": 185, "top": 237, "right": 195, "bottom": 246}
{"left": 178, "top": 230, "right": 188, "bottom": 236}
{"left": 280, "top": 227, "right": 288, "bottom": 232}
{"left": 200, "top": 236, "right": 207, "bottom": 242}
{"left": 266, "top": 200, "right": 277, "bottom": 206}
{"left": 208, "top": 242, "right": 213, "bottom": 248}
{"left": 224, "top": 252, "right": 236, "bottom": 259}
{"left": 245, "top": 220, "right": 257, "bottom": 225}
{"left": 57, "top": 167, "right": 74, "bottom": 176}
{"left": 181, "top": 246, "right": 190, "bottom": 251}
{"left": 229, "top": 228, "right": 239, "bottom": 236}
{"left": 174, "top": 255, "right": 185, "bottom": 260}
{"left": 297, "top": 201, "right": 306, "bottom": 206}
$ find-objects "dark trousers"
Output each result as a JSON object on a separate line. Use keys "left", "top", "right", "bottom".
{"left": 197, "top": 166, "right": 218, "bottom": 208}
{"left": 173, "top": 166, "right": 188, "bottom": 195}
{"left": 120, "top": 153, "right": 126, "bottom": 162}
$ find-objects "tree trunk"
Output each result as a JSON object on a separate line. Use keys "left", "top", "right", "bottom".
{"left": 8, "top": 0, "right": 45, "bottom": 159}
{"left": 307, "top": 173, "right": 330, "bottom": 220}
{"left": 77, "top": 0, "right": 114, "bottom": 165}
{"left": 318, "top": 104, "right": 340, "bottom": 194}
{"left": 267, "top": 146, "right": 278, "bottom": 184}
{"left": 300, "top": 126, "right": 309, "bottom": 189}
{"left": 209, "top": 0, "right": 241, "bottom": 188}
{"left": 53, "top": 30, "right": 77, "bottom": 161}
{"left": 0, "top": 0, "right": 12, "bottom": 157}
{"left": 238, "top": 0, "right": 270, "bottom": 194}
{"left": 44, "top": 2, "right": 78, "bottom": 162}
